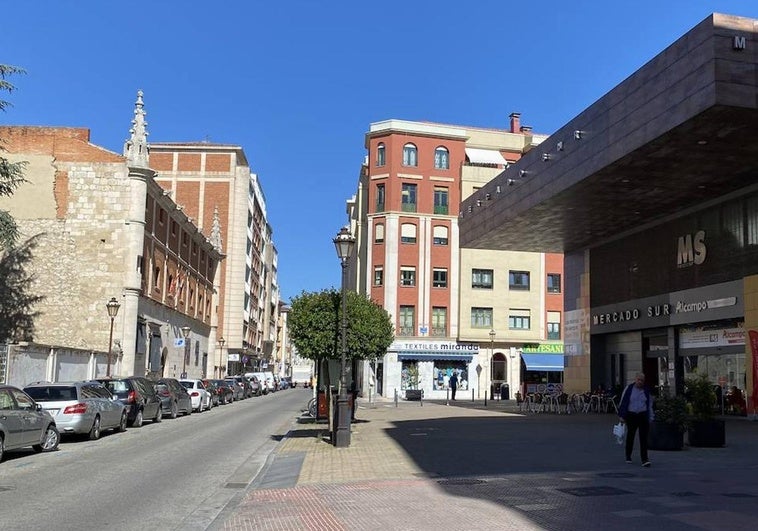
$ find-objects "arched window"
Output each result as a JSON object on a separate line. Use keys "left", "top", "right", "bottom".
{"left": 434, "top": 146, "right": 449, "bottom": 169}
{"left": 376, "top": 143, "right": 386, "bottom": 166}
{"left": 401, "top": 223, "right": 417, "bottom": 244}
{"left": 402, "top": 143, "right": 418, "bottom": 167}
{"left": 433, "top": 225, "right": 449, "bottom": 245}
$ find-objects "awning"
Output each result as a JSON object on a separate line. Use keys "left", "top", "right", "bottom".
{"left": 465, "top": 148, "right": 507, "bottom": 166}
{"left": 397, "top": 352, "right": 473, "bottom": 362}
{"left": 521, "top": 354, "right": 564, "bottom": 372}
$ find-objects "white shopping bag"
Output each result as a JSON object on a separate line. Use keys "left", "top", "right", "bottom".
{"left": 612, "top": 422, "right": 626, "bottom": 445}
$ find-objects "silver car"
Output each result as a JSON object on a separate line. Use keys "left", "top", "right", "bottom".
{"left": 0, "top": 385, "right": 60, "bottom": 462}
{"left": 24, "top": 382, "right": 127, "bottom": 440}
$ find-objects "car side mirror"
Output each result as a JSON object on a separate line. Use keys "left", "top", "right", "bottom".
{"left": 36, "top": 403, "right": 43, "bottom": 411}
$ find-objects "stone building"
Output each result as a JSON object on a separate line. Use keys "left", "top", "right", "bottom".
{"left": 0, "top": 92, "right": 223, "bottom": 385}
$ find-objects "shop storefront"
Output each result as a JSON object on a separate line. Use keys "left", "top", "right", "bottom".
{"left": 521, "top": 343, "right": 564, "bottom": 395}
{"left": 383, "top": 340, "right": 479, "bottom": 400}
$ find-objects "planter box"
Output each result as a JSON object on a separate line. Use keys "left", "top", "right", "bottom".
{"left": 405, "top": 389, "right": 423, "bottom": 401}
{"left": 688, "top": 419, "right": 726, "bottom": 447}
{"left": 648, "top": 421, "right": 684, "bottom": 451}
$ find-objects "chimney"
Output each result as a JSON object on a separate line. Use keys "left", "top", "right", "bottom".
{"left": 520, "top": 125, "right": 533, "bottom": 135}
{"left": 509, "top": 112, "right": 521, "bottom": 133}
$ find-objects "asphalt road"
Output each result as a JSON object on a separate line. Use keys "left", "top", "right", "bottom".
{"left": 0, "top": 387, "right": 309, "bottom": 531}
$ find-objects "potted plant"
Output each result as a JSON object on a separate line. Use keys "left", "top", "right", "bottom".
{"left": 685, "top": 373, "right": 725, "bottom": 447}
{"left": 648, "top": 391, "right": 688, "bottom": 450}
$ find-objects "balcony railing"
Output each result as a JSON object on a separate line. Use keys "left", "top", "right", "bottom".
{"left": 431, "top": 327, "right": 446, "bottom": 337}
{"left": 398, "top": 326, "right": 415, "bottom": 336}
{"left": 434, "top": 205, "right": 448, "bottom": 215}
{"left": 376, "top": 201, "right": 385, "bottom": 213}
{"left": 401, "top": 203, "right": 417, "bottom": 213}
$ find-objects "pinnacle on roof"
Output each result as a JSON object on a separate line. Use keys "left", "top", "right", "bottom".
{"left": 123, "top": 90, "right": 150, "bottom": 168}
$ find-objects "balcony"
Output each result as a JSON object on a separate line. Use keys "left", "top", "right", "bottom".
{"left": 401, "top": 203, "right": 417, "bottom": 213}
{"left": 398, "top": 326, "right": 415, "bottom": 336}
{"left": 431, "top": 327, "right": 446, "bottom": 337}
{"left": 433, "top": 205, "right": 448, "bottom": 215}
{"left": 376, "top": 201, "right": 385, "bottom": 213}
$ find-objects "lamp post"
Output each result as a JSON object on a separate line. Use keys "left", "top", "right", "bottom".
{"left": 489, "top": 329, "right": 496, "bottom": 399}
{"left": 333, "top": 226, "right": 355, "bottom": 448}
{"left": 181, "top": 326, "right": 191, "bottom": 379}
{"left": 105, "top": 297, "right": 121, "bottom": 377}
{"left": 217, "top": 336, "right": 225, "bottom": 378}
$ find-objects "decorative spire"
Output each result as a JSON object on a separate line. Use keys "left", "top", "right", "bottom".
{"left": 123, "top": 90, "right": 150, "bottom": 168}
{"left": 210, "top": 206, "right": 223, "bottom": 253}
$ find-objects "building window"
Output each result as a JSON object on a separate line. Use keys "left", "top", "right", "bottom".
{"left": 374, "top": 266, "right": 383, "bottom": 286}
{"left": 434, "top": 187, "right": 449, "bottom": 215}
{"left": 432, "top": 268, "right": 448, "bottom": 288}
{"left": 154, "top": 266, "right": 161, "bottom": 289}
{"left": 375, "top": 223, "right": 385, "bottom": 243}
{"left": 182, "top": 232, "right": 189, "bottom": 247}
{"left": 509, "top": 309, "right": 531, "bottom": 330}
{"left": 434, "top": 146, "right": 449, "bottom": 170}
{"left": 376, "top": 184, "right": 385, "bottom": 212}
{"left": 432, "top": 307, "right": 447, "bottom": 337}
{"left": 401, "top": 223, "right": 417, "bottom": 244}
{"left": 433, "top": 225, "right": 448, "bottom": 245}
{"left": 171, "top": 220, "right": 177, "bottom": 236}
{"left": 399, "top": 305, "right": 415, "bottom": 336}
{"left": 400, "top": 266, "right": 416, "bottom": 286}
{"left": 402, "top": 143, "right": 417, "bottom": 167}
{"left": 158, "top": 209, "right": 165, "bottom": 225}
{"left": 472, "top": 269, "right": 493, "bottom": 289}
{"left": 547, "top": 273, "right": 561, "bottom": 293}
{"left": 509, "top": 270, "right": 530, "bottom": 290}
{"left": 547, "top": 311, "right": 561, "bottom": 340}
{"left": 376, "top": 143, "right": 386, "bottom": 167}
{"left": 401, "top": 183, "right": 417, "bottom": 212}
{"left": 471, "top": 307, "right": 493, "bottom": 328}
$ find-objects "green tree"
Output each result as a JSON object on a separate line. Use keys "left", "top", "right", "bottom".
{"left": 0, "top": 63, "right": 41, "bottom": 343}
{"left": 288, "top": 288, "right": 394, "bottom": 362}
{"left": 1, "top": 64, "right": 27, "bottom": 249}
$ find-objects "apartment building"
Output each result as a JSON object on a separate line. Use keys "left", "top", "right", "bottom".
{"left": 350, "top": 115, "right": 564, "bottom": 400}
{"left": 150, "top": 142, "right": 279, "bottom": 377}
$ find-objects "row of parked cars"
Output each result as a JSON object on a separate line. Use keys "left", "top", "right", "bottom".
{"left": 0, "top": 372, "right": 281, "bottom": 462}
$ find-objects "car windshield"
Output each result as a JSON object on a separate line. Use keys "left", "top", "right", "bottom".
{"left": 24, "top": 386, "right": 77, "bottom": 401}
{"left": 101, "top": 380, "right": 129, "bottom": 397}
{"left": 179, "top": 381, "right": 193, "bottom": 389}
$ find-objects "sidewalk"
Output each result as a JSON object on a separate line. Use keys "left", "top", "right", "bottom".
{"left": 216, "top": 397, "right": 758, "bottom": 531}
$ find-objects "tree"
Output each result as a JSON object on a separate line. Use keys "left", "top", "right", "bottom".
{"left": 288, "top": 288, "right": 394, "bottom": 362}
{"left": 0, "top": 64, "right": 41, "bottom": 343}
{"left": 0, "top": 64, "right": 27, "bottom": 249}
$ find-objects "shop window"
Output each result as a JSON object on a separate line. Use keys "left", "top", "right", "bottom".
{"left": 433, "top": 363, "right": 468, "bottom": 391}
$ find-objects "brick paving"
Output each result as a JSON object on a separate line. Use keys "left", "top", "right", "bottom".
{"left": 216, "top": 397, "right": 758, "bottom": 531}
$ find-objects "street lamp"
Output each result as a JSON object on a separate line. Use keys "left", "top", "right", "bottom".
{"left": 333, "top": 225, "right": 355, "bottom": 448}
{"left": 181, "top": 326, "right": 191, "bottom": 378}
{"left": 489, "top": 329, "right": 496, "bottom": 399}
{"left": 105, "top": 297, "right": 121, "bottom": 377}
{"left": 217, "top": 336, "right": 225, "bottom": 378}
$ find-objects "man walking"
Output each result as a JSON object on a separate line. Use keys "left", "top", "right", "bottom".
{"left": 449, "top": 371, "right": 459, "bottom": 401}
{"left": 618, "top": 372, "right": 654, "bottom": 467}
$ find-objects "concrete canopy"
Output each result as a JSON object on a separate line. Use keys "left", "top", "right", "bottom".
{"left": 459, "top": 13, "right": 758, "bottom": 254}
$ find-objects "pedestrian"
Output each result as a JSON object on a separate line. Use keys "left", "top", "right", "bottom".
{"left": 618, "top": 372, "right": 654, "bottom": 467}
{"left": 449, "top": 371, "right": 459, "bottom": 401}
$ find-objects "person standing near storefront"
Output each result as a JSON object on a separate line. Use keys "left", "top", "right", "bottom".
{"left": 618, "top": 372, "right": 654, "bottom": 467}
{"left": 449, "top": 371, "right": 459, "bottom": 401}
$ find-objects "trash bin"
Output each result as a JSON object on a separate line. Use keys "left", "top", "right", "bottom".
{"left": 500, "top": 383, "right": 510, "bottom": 401}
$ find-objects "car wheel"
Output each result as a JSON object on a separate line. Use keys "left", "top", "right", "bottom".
{"left": 33, "top": 424, "right": 60, "bottom": 452}
{"left": 170, "top": 401, "right": 178, "bottom": 419}
{"left": 154, "top": 406, "right": 163, "bottom": 423}
{"left": 118, "top": 411, "right": 128, "bottom": 432}
{"left": 132, "top": 409, "right": 144, "bottom": 428}
{"left": 88, "top": 416, "right": 101, "bottom": 440}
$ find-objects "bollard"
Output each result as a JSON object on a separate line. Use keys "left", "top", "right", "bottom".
{"left": 420, "top": 389, "right": 423, "bottom": 407}
{"left": 394, "top": 388, "right": 398, "bottom": 407}
{"left": 446, "top": 387, "right": 449, "bottom": 406}
{"left": 472, "top": 389, "right": 475, "bottom": 402}
{"left": 484, "top": 389, "right": 488, "bottom": 407}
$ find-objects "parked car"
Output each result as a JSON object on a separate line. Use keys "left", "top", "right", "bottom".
{"left": 279, "top": 377, "right": 292, "bottom": 390}
{"left": 228, "top": 376, "right": 256, "bottom": 399}
{"left": 0, "top": 385, "right": 60, "bottom": 462}
{"left": 154, "top": 378, "right": 193, "bottom": 419}
{"left": 245, "top": 372, "right": 269, "bottom": 395}
{"left": 263, "top": 371, "right": 276, "bottom": 393}
{"left": 179, "top": 379, "right": 212, "bottom": 412}
{"left": 201, "top": 379, "right": 220, "bottom": 407}
{"left": 95, "top": 377, "right": 162, "bottom": 427}
{"left": 211, "top": 379, "right": 234, "bottom": 404}
{"left": 247, "top": 375, "right": 262, "bottom": 397}
{"left": 24, "top": 381, "right": 127, "bottom": 439}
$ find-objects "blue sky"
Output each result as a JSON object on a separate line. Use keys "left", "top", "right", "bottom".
{"left": 2, "top": 1, "right": 756, "bottom": 303}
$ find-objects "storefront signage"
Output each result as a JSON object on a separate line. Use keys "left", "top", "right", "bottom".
{"left": 676, "top": 230, "right": 706, "bottom": 268}
{"left": 390, "top": 341, "right": 479, "bottom": 353}
{"left": 679, "top": 324, "right": 745, "bottom": 349}
{"left": 593, "top": 296, "right": 738, "bottom": 326}
{"left": 522, "top": 343, "right": 564, "bottom": 354}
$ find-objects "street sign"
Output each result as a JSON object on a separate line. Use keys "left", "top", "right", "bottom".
{"left": 174, "top": 338, "right": 185, "bottom": 347}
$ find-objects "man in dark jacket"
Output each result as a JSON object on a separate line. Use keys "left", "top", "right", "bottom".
{"left": 449, "top": 371, "right": 459, "bottom": 401}
{"left": 618, "top": 372, "right": 654, "bottom": 467}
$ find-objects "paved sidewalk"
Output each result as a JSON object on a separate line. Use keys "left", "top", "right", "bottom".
{"left": 215, "top": 397, "right": 758, "bottom": 531}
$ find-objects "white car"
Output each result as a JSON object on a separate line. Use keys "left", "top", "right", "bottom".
{"left": 178, "top": 379, "right": 212, "bottom": 412}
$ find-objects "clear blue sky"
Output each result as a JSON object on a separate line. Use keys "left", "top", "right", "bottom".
{"left": 2, "top": 1, "right": 756, "bottom": 303}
